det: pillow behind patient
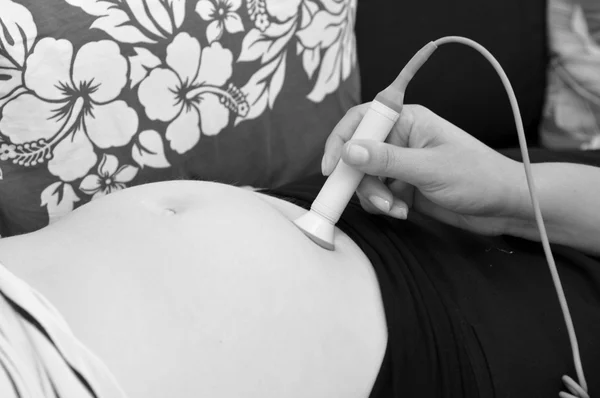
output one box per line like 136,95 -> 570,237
541,0 -> 600,149
0,0 -> 359,236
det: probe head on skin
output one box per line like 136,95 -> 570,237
293,210 -> 335,251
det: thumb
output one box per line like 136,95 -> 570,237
341,139 -> 437,187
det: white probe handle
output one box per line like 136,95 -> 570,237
311,100 -> 399,223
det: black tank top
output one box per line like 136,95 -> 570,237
260,153 -> 600,397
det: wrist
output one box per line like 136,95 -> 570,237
497,163 -> 569,244
497,159 -> 532,220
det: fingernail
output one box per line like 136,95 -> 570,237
346,144 -> 370,165
321,156 -> 330,175
369,195 -> 391,213
389,204 -> 408,220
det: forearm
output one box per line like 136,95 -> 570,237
505,162 -> 600,256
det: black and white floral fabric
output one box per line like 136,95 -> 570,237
0,0 -> 359,236
542,0 -> 600,149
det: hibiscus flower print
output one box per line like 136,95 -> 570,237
0,38 -> 138,182
263,0 -> 303,22
196,0 -> 245,43
79,154 -> 139,199
138,32 -> 248,154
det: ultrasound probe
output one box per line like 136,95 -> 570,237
293,36 -> 590,398
293,42 -> 438,250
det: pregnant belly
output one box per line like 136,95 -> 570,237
0,180 -> 386,398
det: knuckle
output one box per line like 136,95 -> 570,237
403,105 -> 437,141
408,105 -> 433,127
409,104 -> 433,118
378,146 -> 397,173
410,104 -> 430,116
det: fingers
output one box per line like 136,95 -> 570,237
322,103 -> 371,176
342,139 -> 437,187
322,104 -> 440,177
322,103 -> 415,176
356,176 -> 409,219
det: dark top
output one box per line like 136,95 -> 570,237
260,149 -> 600,397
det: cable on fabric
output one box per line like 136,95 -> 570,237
430,36 -> 589,398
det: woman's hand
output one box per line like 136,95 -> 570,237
321,103 -> 525,236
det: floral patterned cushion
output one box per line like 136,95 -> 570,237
0,0 -> 359,236
541,0 -> 600,150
